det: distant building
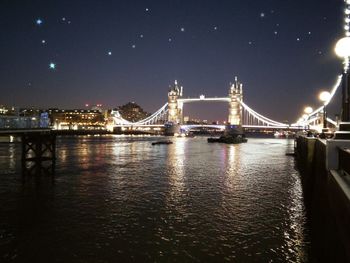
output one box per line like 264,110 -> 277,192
0,116 -> 40,129
20,108 -> 50,128
0,106 -> 107,129
0,106 -> 41,129
0,105 -> 9,115
0,105 -> 17,116
89,104 -> 103,112
48,109 -> 106,130
117,102 -> 149,122
19,108 -> 46,117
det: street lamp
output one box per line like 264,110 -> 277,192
304,106 -> 313,115
319,91 -> 331,131
335,37 -> 350,58
301,114 -> 308,127
303,106 -> 313,132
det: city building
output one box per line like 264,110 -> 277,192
116,102 -> 149,122
0,105 -> 9,115
48,109 -> 106,130
0,105 -> 17,116
0,106 -> 43,129
0,116 -> 40,129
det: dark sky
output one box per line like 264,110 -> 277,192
0,0 -> 345,122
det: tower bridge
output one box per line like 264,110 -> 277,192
167,78 -> 243,126
111,77 -> 313,132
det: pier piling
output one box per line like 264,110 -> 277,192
21,132 -> 56,176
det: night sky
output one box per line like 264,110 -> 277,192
0,0 -> 345,122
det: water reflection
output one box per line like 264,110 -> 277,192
284,150 -> 309,261
166,137 -> 186,214
8,144 -> 17,171
223,144 -> 241,185
0,143 -> 19,176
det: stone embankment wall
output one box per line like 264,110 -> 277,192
295,136 -> 350,263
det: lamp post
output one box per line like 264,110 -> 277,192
304,106 -> 313,131
319,91 -> 331,133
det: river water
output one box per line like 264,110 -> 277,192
0,136 -> 310,262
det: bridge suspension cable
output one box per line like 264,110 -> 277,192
239,100 -> 288,127
113,103 -> 168,126
133,103 -> 168,125
112,99 -> 290,128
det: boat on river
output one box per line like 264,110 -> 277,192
152,140 -> 173,145
207,135 -> 247,144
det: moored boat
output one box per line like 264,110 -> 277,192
207,135 -> 247,144
152,140 -> 173,145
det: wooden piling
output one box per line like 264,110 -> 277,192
21,132 -> 56,176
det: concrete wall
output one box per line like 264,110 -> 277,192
296,137 -> 350,262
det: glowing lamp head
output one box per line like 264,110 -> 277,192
304,106 -> 313,114
335,37 -> 350,58
319,91 -> 331,103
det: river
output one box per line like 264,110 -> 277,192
0,136 -> 310,262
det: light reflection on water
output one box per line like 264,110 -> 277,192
0,136 -> 309,262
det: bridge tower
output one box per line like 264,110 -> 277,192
167,80 -> 183,124
228,77 -> 243,125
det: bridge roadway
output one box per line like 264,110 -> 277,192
113,123 -> 304,130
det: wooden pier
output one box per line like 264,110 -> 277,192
0,129 -> 56,176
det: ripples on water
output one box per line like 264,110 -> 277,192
0,136 -> 309,262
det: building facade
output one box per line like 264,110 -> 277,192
48,109 -> 106,130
